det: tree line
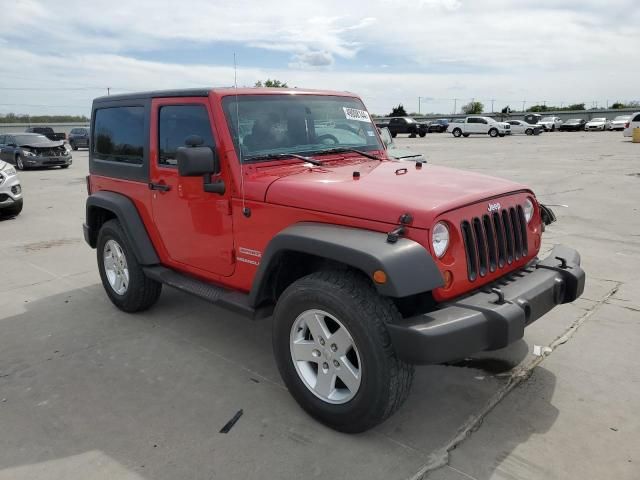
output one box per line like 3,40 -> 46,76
383,100 -> 639,117
0,113 -> 90,124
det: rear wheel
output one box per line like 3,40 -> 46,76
391,131 -> 397,138
489,128 -> 499,137
525,128 -> 533,135
60,165 -> 70,169
273,270 -> 414,433
419,132 -> 426,138
97,219 -> 162,312
551,125 -> 556,132
452,128 -> 462,138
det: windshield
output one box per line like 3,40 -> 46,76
15,134 -> 49,144
567,119 -> 582,123
614,116 -> 630,121
591,118 -> 606,122
541,117 -> 555,122
222,95 -> 383,162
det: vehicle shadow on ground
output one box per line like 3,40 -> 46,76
0,285 -> 557,480
435,366 -> 560,480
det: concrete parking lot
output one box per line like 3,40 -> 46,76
1,131 -> 638,480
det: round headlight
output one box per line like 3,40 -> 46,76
432,222 -> 450,258
524,198 -> 534,223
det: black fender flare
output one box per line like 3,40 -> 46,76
248,223 -> 443,306
84,191 -> 159,265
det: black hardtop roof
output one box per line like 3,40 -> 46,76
93,88 -> 213,103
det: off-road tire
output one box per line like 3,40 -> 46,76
452,128 -> 462,138
272,269 -> 414,433
0,198 -> 23,218
489,128 -> 499,137
97,219 -> 162,313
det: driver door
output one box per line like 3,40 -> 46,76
149,98 -> 235,277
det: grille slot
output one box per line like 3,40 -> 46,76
461,221 -> 478,281
462,205 -> 528,281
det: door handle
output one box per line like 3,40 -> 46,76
148,182 -> 171,192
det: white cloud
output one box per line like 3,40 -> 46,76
0,0 -> 639,115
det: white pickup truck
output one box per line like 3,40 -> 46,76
448,116 -> 511,138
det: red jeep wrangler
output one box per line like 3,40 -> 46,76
83,88 -> 585,432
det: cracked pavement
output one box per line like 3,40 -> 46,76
1,131 -> 638,479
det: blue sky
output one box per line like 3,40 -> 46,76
1,0 -> 639,116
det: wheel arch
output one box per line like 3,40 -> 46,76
248,223 -> 444,308
85,191 -> 159,265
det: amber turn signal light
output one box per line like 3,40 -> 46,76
373,270 -> 387,284
443,270 -> 453,289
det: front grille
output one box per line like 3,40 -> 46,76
36,149 -> 65,157
461,206 -> 528,281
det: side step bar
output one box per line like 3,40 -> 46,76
143,266 -> 272,319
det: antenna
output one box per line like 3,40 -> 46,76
234,53 -> 250,218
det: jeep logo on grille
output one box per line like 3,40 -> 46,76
487,202 -> 501,212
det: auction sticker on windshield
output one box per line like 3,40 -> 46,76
343,107 -> 371,123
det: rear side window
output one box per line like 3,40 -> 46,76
634,114 -> 640,122
93,106 -> 145,164
158,105 -> 215,166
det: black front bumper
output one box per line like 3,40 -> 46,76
387,245 -> 585,364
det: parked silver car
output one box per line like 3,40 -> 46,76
0,133 -> 72,170
0,159 -> 23,217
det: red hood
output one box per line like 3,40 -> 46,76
263,160 -> 530,229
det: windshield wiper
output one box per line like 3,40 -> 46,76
313,147 -> 381,161
245,153 -> 323,166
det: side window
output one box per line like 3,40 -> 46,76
0,135 -> 5,145
633,114 -> 640,122
468,118 -> 477,124
390,118 -> 399,125
93,106 -> 145,164
480,118 -> 488,124
158,105 -> 215,167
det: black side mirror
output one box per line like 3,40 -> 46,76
177,146 -> 216,176
176,143 -> 225,194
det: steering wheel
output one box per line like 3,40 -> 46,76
317,134 -> 339,145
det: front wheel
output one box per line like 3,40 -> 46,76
0,198 -> 23,218
489,128 -> 499,137
452,128 -> 462,138
15,155 -> 26,170
273,270 -> 414,433
525,128 -> 533,135
97,219 -> 162,312
71,142 -> 78,151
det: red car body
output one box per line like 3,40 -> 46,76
88,88 -> 541,303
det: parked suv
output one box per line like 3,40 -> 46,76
68,127 -> 90,150
448,116 -> 511,137
0,159 -> 23,217
83,88 -> 585,433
